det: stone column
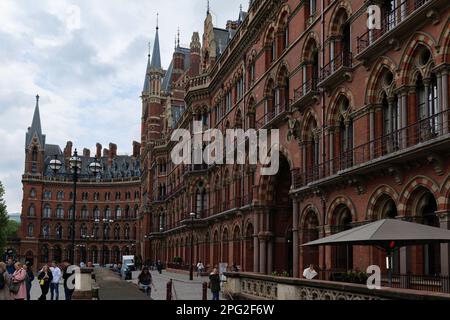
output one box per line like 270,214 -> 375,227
400,89 -> 408,148
292,199 -> 299,278
441,68 -> 449,134
439,211 -> 450,276
72,268 -> 94,300
267,234 -> 273,275
253,214 -> 259,273
369,107 -> 375,158
424,79 -> 430,118
259,235 -> 267,274
328,128 -> 334,174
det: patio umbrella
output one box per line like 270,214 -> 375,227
301,218 -> 450,286
302,218 -> 450,248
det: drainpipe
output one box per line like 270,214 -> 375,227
320,0 -> 327,273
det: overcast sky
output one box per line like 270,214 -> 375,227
0,0 -> 246,214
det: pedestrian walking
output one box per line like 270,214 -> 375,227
23,263 -> 34,300
156,260 -> 163,274
10,262 -> 27,300
62,260 -> 75,301
50,261 -> 62,300
196,261 -> 205,277
37,265 -> 53,301
0,262 -> 11,300
137,267 -> 156,297
208,268 -> 221,301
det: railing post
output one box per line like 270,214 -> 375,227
166,279 -> 173,300
202,282 -> 208,300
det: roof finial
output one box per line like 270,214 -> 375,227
207,0 -> 210,15
177,28 -> 180,48
240,4 -> 243,12
36,94 -> 40,106
148,42 -> 151,57
156,12 -> 159,30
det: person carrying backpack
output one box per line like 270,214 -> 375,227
0,262 -> 11,300
23,262 -> 34,300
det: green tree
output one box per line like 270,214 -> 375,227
5,220 -> 19,238
0,181 -> 9,255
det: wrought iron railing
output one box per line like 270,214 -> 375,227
357,0 -> 430,53
294,78 -> 318,102
294,109 -> 450,188
319,51 -> 352,83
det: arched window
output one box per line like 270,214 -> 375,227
195,186 -> 207,217
56,224 -> 63,240
81,206 -> 89,219
31,147 -> 38,173
114,225 -> 121,240
27,223 -> 34,237
115,207 -> 122,219
56,205 -> 64,219
42,224 -> 50,239
43,205 -> 51,218
68,206 -> 74,219
28,204 -> 36,217
30,188 -> 36,198
94,207 -> 100,220
337,97 -> 353,169
125,224 -> 130,240
41,245 -> 49,263
105,207 -> 111,219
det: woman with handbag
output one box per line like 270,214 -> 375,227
10,262 -> 27,300
0,262 -> 11,300
37,264 -> 53,300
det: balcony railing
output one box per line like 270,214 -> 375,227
294,109 -> 450,189
318,269 -> 450,294
256,103 -> 289,130
357,0 -> 430,54
319,51 -> 352,84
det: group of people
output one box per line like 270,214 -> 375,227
0,257 -> 77,301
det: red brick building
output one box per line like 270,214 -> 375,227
139,0 -> 450,279
19,96 -> 141,271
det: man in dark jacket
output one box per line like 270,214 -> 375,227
209,268 -> 221,301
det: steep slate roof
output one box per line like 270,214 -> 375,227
44,153 -> 141,180
150,27 -> 162,69
26,95 -> 46,148
143,54 -> 151,92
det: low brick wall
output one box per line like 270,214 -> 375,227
223,272 -> 450,300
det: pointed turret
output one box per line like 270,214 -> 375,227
143,46 -> 151,93
26,95 -> 46,148
150,17 -> 162,70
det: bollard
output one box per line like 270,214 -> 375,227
202,282 -> 208,300
166,279 -> 173,300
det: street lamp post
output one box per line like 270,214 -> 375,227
189,212 -> 196,281
50,151 -> 102,265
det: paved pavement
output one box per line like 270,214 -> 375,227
26,268 -> 224,300
130,270 -> 224,300
30,278 -> 66,300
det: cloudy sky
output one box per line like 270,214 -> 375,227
0,0 -> 245,214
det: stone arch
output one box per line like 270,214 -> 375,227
301,32 -> 320,62
301,107 -> 320,141
327,196 -> 357,225
328,1 -> 352,37
257,144 -> 293,204
276,3 -> 291,30
366,185 -> 399,220
365,56 -> 398,104
299,204 -> 323,228
398,32 -> 437,85
437,17 -> 450,64
327,87 -> 355,127
398,176 -> 441,215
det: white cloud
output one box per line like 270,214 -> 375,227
0,0 -> 246,214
